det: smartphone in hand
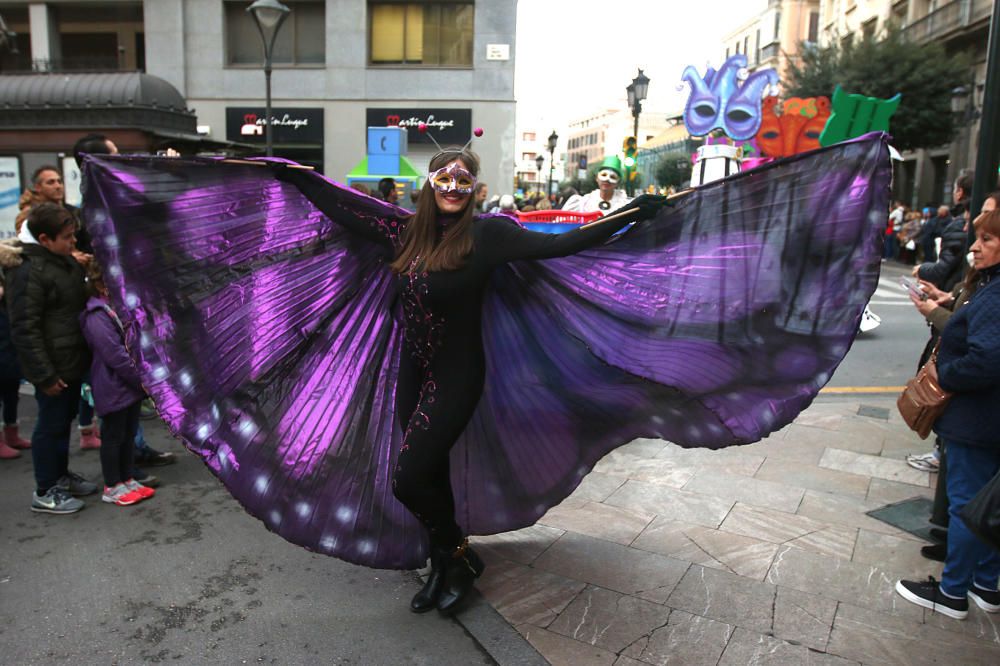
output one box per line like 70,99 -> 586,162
899,276 -> 927,300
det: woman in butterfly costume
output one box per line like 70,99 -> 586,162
280,149 -> 664,612
81,132 -> 891,609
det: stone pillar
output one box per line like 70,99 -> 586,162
28,3 -> 60,71
143,0 -> 186,96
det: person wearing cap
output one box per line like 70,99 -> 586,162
562,156 -> 632,214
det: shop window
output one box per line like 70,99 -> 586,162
226,0 -> 325,66
369,1 -> 473,66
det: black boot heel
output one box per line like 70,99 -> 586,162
437,540 -> 485,614
411,548 -> 448,613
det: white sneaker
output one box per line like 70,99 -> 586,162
906,451 -> 940,472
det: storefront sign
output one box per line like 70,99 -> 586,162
225,107 -> 324,144
366,108 -> 472,145
0,157 -> 21,239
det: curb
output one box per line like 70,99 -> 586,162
453,592 -> 548,666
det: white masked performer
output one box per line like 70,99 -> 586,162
562,156 -> 632,214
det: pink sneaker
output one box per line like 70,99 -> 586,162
80,427 -> 101,450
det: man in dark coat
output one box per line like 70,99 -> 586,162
7,203 -> 96,514
915,213 -> 969,292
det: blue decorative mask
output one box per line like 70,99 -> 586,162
682,55 -> 779,141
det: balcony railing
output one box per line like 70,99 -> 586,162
904,0 -> 993,43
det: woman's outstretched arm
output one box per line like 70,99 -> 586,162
481,195 -> 666,264
276,167 -> 405,248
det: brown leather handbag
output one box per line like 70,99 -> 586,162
897,346 -> 952,439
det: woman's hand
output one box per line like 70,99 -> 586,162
911,265 -> 920,277
910,291 -> 939,315
918,280 -> 951,305
613,194 -> 669,221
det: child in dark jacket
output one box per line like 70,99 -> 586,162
8,203 -> 96,514
79,261 -> 154,506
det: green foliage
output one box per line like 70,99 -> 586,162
784,24 -> 968,151
654,152 -> 693,190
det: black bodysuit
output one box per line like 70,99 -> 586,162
286,171 -> 630,549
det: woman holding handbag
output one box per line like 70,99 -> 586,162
896,208 -> 1000,620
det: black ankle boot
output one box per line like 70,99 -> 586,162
437,540 -> 485,614
410,548 -> 448,613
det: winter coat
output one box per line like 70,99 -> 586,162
6,243 -> 90,387
916,217 -> 967,290
0,242 -> 23,380
80,297 -> 144,416
933,263 -> 1000,449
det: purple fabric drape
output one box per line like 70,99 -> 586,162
81,132 -> 890,569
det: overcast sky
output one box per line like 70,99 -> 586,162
514,0 -> 767,131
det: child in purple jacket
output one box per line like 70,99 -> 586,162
79,261 -> 154,506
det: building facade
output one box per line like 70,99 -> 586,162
512,127 -> 563,197
818,0 -> 993,207
721,0 -> 821,81
0,0 -> 517,205
564,108 -> 669,187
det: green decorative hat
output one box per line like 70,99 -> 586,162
597,155 -> 623,179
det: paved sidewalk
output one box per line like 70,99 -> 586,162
470,396 -> 1000,665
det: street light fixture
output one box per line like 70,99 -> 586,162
546,130 -> 558,199
535,154 -> 545,195
248,0 -> 291,157
625,68 -> 650,195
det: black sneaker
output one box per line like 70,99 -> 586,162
896,577 -> 968,619
921,543 -> 947,562
135,446 -> 176,467
56,471 -> 99,496
969,585 -> 1000,613
31,486 -> 85,514
130,467 -> 160,488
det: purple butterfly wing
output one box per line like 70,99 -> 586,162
449,132 -> 890,536
83,157 -> 426,568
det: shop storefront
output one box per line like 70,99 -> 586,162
225,107 -> 324,171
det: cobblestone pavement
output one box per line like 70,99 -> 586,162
469,397 -> 1000,665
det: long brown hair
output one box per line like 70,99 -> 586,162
390,149 -> 480,273
961,195 -> 1000,295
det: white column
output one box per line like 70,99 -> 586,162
28,3 -> 59,71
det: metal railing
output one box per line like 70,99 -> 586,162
904,0 -> 993,43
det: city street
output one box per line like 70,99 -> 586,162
1,0 -> 997,662
828,261 -> 933,389
0,409 -> 516,665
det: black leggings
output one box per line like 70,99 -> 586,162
0,376 -> 20,425
99,401 -> 141,487
391,355 -> 484,551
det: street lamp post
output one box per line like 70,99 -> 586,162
535,154 -> 545,196
625,69 -> 650,196
248,0 -> 291,157
546,130 -> 558,199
